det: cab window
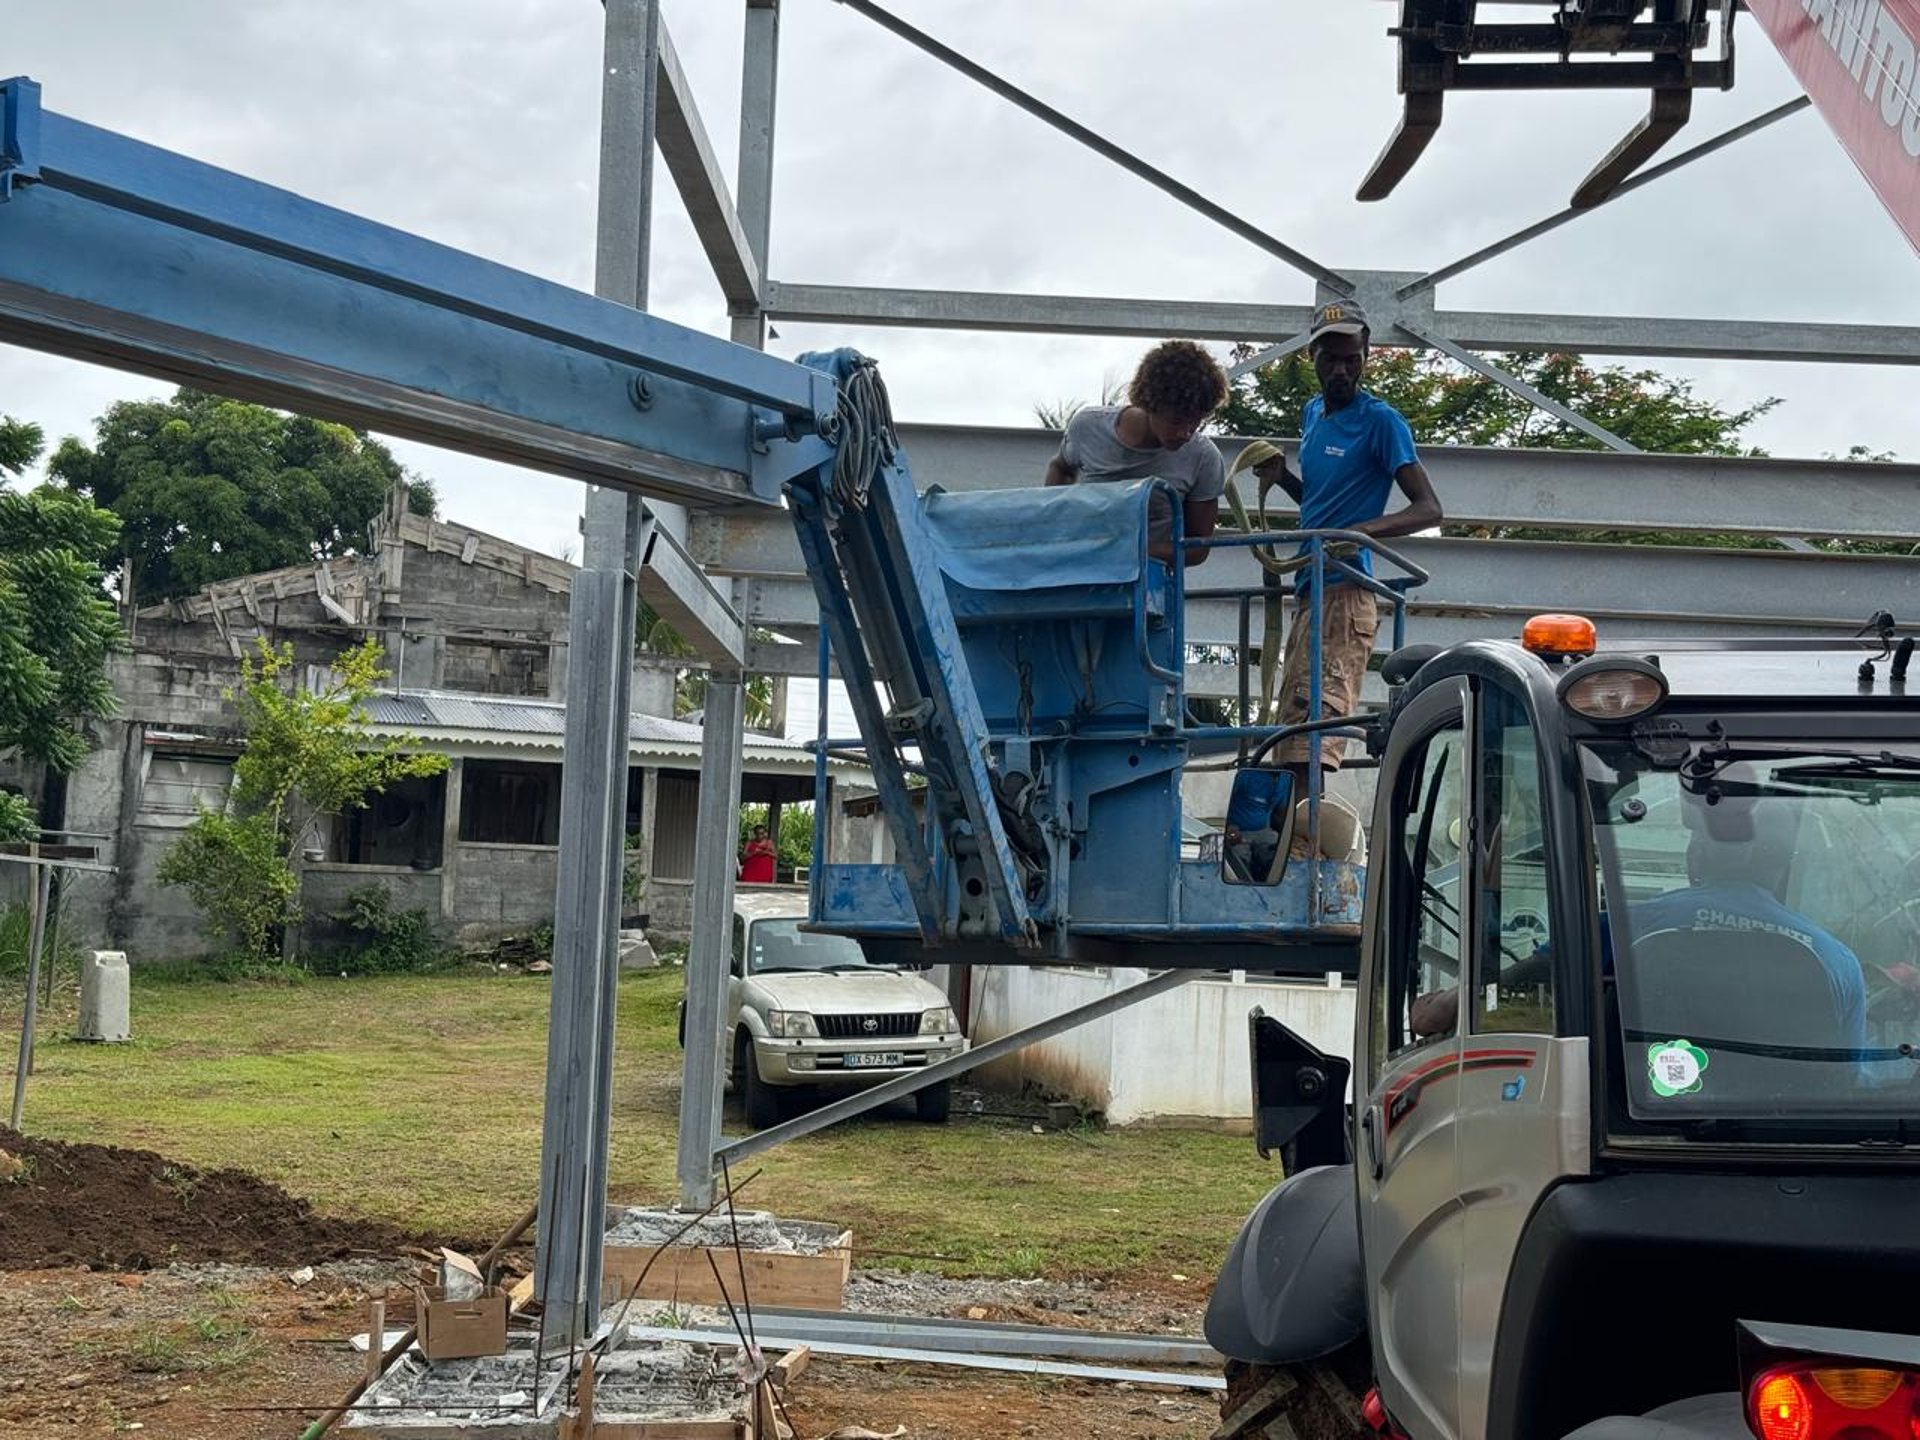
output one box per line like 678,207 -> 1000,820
1474,687 -> 1555,1034
1380,719 -> 1468,1067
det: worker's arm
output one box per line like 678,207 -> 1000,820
1176,494 -> 1218,567
1045,456 -> 1077,487
1348,460 -> 1441,541
1252,455 -> 1303,506
1409,986 -> 1459,1039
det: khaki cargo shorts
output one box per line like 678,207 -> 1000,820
1272,585 -> 1379,770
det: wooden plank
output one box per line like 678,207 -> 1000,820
602,1234 -> 850,1312
589,1423 -> 746,1440
769,1345 -> 810,1390
364,1300 -> 385,1388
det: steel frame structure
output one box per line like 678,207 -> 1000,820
667,0 -> 1920,1212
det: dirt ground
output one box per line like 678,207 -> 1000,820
0,1131 -> 1221,1439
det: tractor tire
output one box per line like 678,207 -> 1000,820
1215,1340 -> 1373,1440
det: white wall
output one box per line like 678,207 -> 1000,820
972,966 -> 1357,1126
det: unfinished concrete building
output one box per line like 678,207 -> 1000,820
22,492 -> 867,962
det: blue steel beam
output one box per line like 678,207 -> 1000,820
0,77 -> 835,508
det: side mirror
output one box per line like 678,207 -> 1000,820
729,953 -> 745,979
1249,1008 -> 1351,1173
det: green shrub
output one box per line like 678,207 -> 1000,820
0,792 -> 35,845
326,886 -> 445,976
0,898 -> 84,980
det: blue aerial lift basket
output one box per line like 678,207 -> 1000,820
786,351 -> 1427,974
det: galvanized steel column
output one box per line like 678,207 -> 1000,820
668,0 -> 783,1211
730,0 -> 780,348
676,669 -> 746,1208
534,0 -> 658,1351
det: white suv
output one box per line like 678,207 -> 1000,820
680,890 -> 967,1128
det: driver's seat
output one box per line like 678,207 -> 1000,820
1616,927 -> 1857,1115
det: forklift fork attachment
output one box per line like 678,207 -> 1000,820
1357,92 -> 1444,203
1571,86 -> 1693,208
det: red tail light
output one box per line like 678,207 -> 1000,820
1746,1362 -> 1920,1439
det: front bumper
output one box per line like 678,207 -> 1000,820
753,1035 -> 968,1086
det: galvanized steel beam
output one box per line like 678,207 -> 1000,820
765,281 -> 1315,342
638,516 -> 745,666
763,283 -> 1920,365
692,427 -> 1920,573
742,538 -> 1920,637
655,16 -> 760,310
726,1308 -> 1222,1367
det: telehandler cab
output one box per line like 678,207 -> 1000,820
1209,616 -> 1920,1440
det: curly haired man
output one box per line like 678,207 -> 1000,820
1043,339 -> 1229,567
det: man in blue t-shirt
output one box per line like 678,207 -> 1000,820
1253,300 -> 1441,827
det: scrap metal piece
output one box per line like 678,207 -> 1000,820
625,1324 -> 1227,1392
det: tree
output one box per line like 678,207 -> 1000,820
1223,347 -> 1778,456
405,476 -> 440,519
159,639 -> 447,959
1033,377 -> 1126,431
0,417 -> 125,842
48,388 -> 410,605
1222,346 -> 1797,550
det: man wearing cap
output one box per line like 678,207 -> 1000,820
1045,339 -> 1230,568
1258,300 -> 1442,820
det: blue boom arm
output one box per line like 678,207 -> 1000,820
0,76 -> 834,505
785,352 -> 1412,973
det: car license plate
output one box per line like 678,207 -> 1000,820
845,1051 -> 904,1069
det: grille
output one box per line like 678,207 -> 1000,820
814,1012 -> 918,1040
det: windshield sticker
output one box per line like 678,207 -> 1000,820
1647,1040 -> 1709,1098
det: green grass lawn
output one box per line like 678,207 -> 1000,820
12,968 -> 1275,1283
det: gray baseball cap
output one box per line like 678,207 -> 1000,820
1309,299 -> 1370,342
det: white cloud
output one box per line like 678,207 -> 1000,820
3,0 -> 1915,559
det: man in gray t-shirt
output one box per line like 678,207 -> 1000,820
1044,340 -> 1229,567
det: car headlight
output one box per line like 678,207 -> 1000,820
919,1006 -> 956,1035
767,1010 -> 818,1039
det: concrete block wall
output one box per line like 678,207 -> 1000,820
647,877 -> 692,940
297,865 -> 445,953
449,843 -> 559,942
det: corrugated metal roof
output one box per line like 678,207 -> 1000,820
363,690 -> 808,753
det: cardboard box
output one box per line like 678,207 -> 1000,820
414,1285 -> 509,1361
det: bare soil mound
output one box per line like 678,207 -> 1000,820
0,1127 -> 418,1271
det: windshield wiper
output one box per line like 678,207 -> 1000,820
1688,743 -> 1920,778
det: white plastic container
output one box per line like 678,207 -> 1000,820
77,950 -> 130,1042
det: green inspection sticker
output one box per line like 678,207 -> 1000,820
1647,1039 -> 1709,1098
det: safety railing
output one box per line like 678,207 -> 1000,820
1186,528 -> 1430,923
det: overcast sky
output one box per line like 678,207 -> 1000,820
5,1 -> 1917,563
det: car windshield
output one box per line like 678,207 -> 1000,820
1585,739 -> 1920,1133
748,919 -> 875,974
